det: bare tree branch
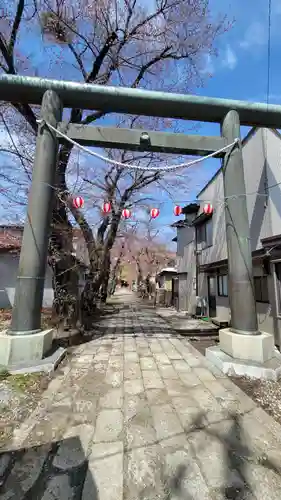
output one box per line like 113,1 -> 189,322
9,0 -> 25,56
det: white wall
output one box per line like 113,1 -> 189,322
197,128 -> 281,266
264,130 -> 281,238
176,225 -> 194,262
198,171 -> 227,266
213,288 -> 275,338
243,128 -> 272,250
176,225 -> 197,312
199,261 -> 277,341
0,253 -> 54,308
178,274 -> 188,310
0,252 -> 85,309
198,271 -> 207,298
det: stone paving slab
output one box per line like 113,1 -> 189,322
155,307 -> 219,334
1,292 -> 281,499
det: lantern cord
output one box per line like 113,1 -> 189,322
36,119 -> 239,172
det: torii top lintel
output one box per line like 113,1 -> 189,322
1,74 -> 281,128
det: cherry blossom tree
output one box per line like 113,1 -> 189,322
0,0 -> 230,328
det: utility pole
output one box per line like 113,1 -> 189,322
10,90 -> 62,334
221,110 -> 258,335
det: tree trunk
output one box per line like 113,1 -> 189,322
100,254 -> 111,303
80,254 -> 110,322
51,256 -> 79,328
49,130 -> 81,330
80,275 -> 97,331
136,261 -> 143,292
80,210 -> 123,325
80,249 -> 103,330
109,260 -> 121,295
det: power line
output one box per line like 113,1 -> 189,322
266,0 -> 272,108
263,0 -> 273,206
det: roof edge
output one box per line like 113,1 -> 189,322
196,126 -> 269,199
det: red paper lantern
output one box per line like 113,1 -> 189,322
122,208 -> 131,219
150,208 -> 160,219
73,196 -> 84,209
173,205 -> 182,216
102,201 -> 111,214
203,203 -> 213,215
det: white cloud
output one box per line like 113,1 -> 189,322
201,54 -> 215,75
222,45 -> 237,70
240,22 -> 267,49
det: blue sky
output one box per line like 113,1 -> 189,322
1,0 -> 280,246
158,0 -> 281,243
203,0 -> 279,104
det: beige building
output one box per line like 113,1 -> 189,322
173,128 -> 281,347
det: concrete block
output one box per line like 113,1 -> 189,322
219,328 -> 274,363
206,345 -> 281,381
7,347 -> 66,375
0,328 -> 53,367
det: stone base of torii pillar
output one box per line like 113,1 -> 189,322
206,328 -> 281,381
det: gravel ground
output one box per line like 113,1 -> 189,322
0,309 -> 54,449
231,376 -> 281,425
189,335 -> 281,427
0,371 -> 50,449
0,307 -> 75,450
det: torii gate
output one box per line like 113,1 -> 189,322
0,74 -> 279,372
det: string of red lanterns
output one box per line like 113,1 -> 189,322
72,197 -> 213,219
72,196 -> 84,209
102,201 -> 111,214
150,208 -> 160,219
203,203 -> 213,215
122,208 -> 131,219
173,205 -> 182,216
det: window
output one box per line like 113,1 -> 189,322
206,219 -> 213,246
197,218 -> 213,248
217,274 -> 228,297
254,276 -> 269,303
275,263 -> 281,315
197,224 -> 205,244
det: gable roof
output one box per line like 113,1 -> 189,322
196,126 -> 279,199
0,226 -> 87,267
0,226 -> 22,252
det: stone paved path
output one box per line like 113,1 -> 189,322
1,290 -> 281,499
